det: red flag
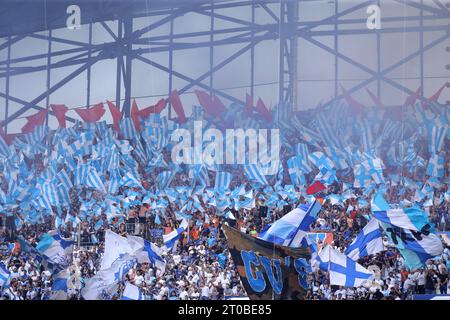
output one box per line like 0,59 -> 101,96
195,90 -> 214,115
0,125 -> 16,145
255,98 -> 272,123
130,99 -> 140,131
403,86 -> 421,108
365,88 -> 383,107
211,94 -> 227,117
306,180 -> 326,195
107,100 -> 122,133
21,109 -> 47,134
75,103 -> 105,123
429,84 -> 446,102
138,99 -> 166,119
341,85 -> 365,114
169,90 -> 187,124
50,104 -> 69,128
246,93 -> 253,115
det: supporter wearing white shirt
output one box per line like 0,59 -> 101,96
335,288 -> 346,299
179,288 -> 189,300
134,273 -> 144,286
200,283 -> 210,299
173,254 -> 181,265
403,275 -> 414,293
191,273 -> 200,286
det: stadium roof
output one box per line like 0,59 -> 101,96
0,0 -> 229,38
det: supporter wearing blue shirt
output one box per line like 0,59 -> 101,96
218,253 -> 227,269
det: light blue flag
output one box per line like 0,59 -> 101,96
86,167 -> 107,193
50,268 -> 69,300
36,230 -> 74,269
426,154 -> 444,177
308,151 -> 334,171
0,262 -> 10,287
371,193 -> 444,270
345,218 -> 385,260
119,117 -> 138,140
215,171 -> 232,191
122,282 -> 144,300
258,200 -> 322,247
243,164 -> 268,186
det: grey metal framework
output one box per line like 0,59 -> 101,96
0,0 -> 449,133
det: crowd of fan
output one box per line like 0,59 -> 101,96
0,127 -> 449,300
0,170 -> 448,300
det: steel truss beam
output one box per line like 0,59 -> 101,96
0,0 -> 449,131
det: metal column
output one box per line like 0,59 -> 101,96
122,17 -> 133,117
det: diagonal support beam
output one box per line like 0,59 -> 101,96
300,32 -> 449,108
0,92 -> 76,124
1,56 -> 101,126
134,54 -> 243,105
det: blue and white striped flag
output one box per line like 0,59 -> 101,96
287,156 -> 306,186
428,125 -> 447,154
56,184 -> 71,206
119,117 -> 138,140
215,171 -> 232,191
191,165 -> 210,187
108,169 -> 122,194
86,167 -> 107,193
308,152 -> 334,170
316,113 -> 343,151
0,262 -> 10,287
356,117 -> 373,153
56,169 -> 73,191
426,154 -> 444,178
0,136 -> 10,158
353,164 -> 372,188
361,157 -> 384,185
23,125 -> 48,145
314,166 -> 337,186
42,181 -> 59,207
74,163 -> 90,186
69,132 -> 94,156
324,147 -> 348,170
294,143 -> 310,162
345,218 -> 385,261
157,171 -> 174,190
163,219 -> 188,251
243,164 -> 268,186
120,171 -> 143,190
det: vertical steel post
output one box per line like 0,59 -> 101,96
86,22 -> 93,108
116,19 -> 123,109
250,0 -> 255,101
334,0 -> 339,98
377,0 -> 381,99
4,36 -> 11,134
45,29 -> 52,126
168,8 -> 174,120
278,2 -> 286,104
419,0 -> 424,96
122,17 -> 133,117
209,1 -> 215,97
288,0 -> 299,111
